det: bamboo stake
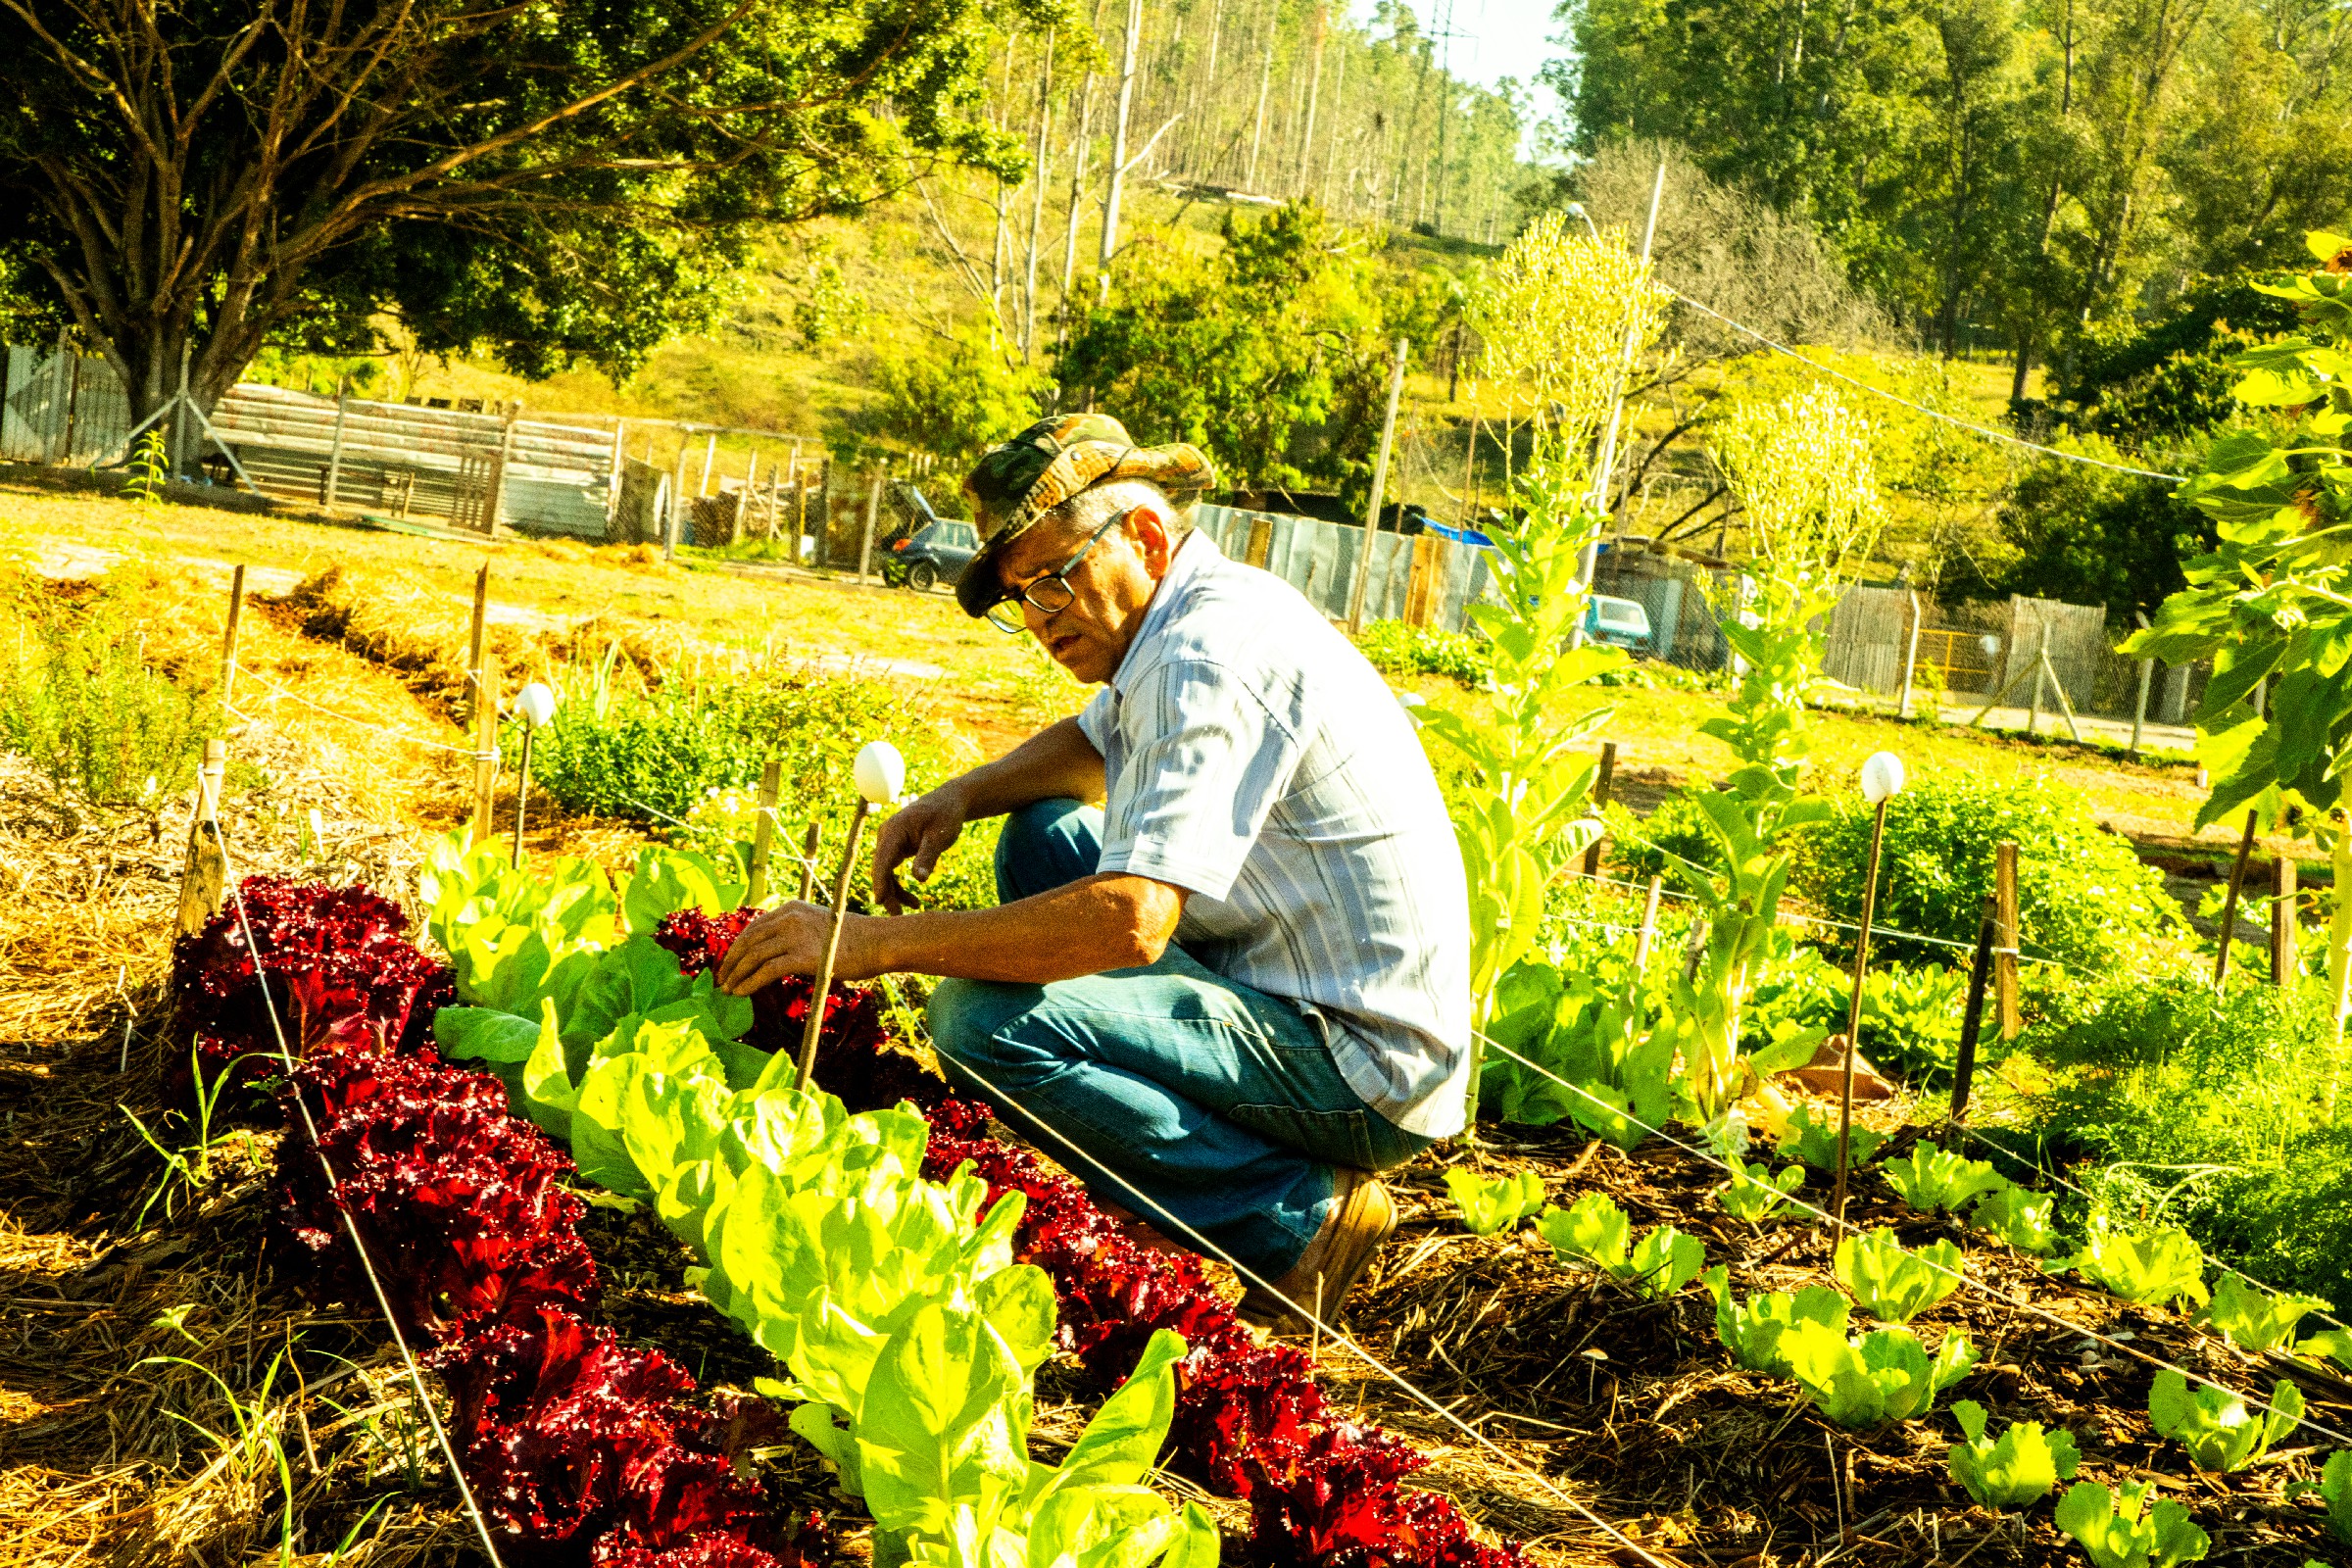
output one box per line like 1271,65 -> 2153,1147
746,760 -> 783,906
466,565 -> 497,842
2273,855 -> 2298,986
796,822 -> 821,903
219,564 -> 246,708
1830,795 -> 1891,1236
794,801 -> 874,1093
2213,810 -> 2260,989
1993,841 -> 2020,1039
1947,897 -> 1997,1137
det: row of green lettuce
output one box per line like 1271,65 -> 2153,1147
419,835 -> 1217,1568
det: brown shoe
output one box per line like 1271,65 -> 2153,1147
1236,1169 -> 1396,1337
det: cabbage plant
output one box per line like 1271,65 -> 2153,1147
1944,1399 -> 2079,1510
1781,1320 -> 1977,1428
1834,1228 -> 1965,1322
2146,1370 -> 2304,1473
2200,1272 -> 2330,1353
1717,1160 -> 1805,1223
1444,1167 -> 1547,1237
1702,1266 -> 1848,1375
2067,1224 -> 2209,1311
1882,1146 -> 2009,1215
2053,1480 -> 2210,1568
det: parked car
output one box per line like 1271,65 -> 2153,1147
1584,593 -> 1654,652
884,517 -> 979,591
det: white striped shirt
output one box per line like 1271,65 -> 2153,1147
1075,531 -> 1473,1138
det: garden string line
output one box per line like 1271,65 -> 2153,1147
1939,1120 -> 2352,1337
1581,868 -> 2067,967
1665,292 -> 2184,483
200,796 -> 511,1568
1473,1026 -> 2352,1447
935,1051 -> 1685,1568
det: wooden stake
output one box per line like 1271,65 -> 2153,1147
1582,742 -> 1618,878
796,821 -> 821,903
1347,337 -> 1408,636
746,760 -> 783,906
465,564 -> 497,842
1993,841 -> 2020,1040
219,564 -> 247,708
2272,855 -> 2298,986
174,738 -> 228,936
794,800 -> 874,1093
1631,874 -> 1662,976
2213,809 -> 2259,989
1948,896 -> 1997,1136
1830,797 -> 1890,1236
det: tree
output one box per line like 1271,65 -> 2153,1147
2127,230 -> 2352,1073
0,0 -> 1052,435
1056,201 -> 1446,498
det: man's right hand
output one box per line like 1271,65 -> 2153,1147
873,784 -> 969,914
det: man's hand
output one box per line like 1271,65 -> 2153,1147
873,785 -> 969,914
715,902 -> 873,996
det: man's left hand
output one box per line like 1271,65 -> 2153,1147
715,903 -> 868,996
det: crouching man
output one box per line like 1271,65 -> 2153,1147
716,415 -> 1470,1334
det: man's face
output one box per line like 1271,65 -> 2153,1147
994,503 -> 1175,683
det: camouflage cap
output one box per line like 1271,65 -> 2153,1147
956,413 -> 1216,616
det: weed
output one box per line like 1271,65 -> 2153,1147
125,428 -> 171,508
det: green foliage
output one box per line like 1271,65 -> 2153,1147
125,429 -> 170,508
0,582 -> 220,819
2067,1224 -> 2210,1311
531,659 -> 944,840
2018,970 -> 2352,1312
1538,1193 -> 1706,1298
1777,1104 -> 1886,1172
1703,1266 -> 1849,1375
1882,1147 -> 2011,1216
1945,1399 -> 2081,1511
1060,203 -> 1446,498
2200,1272 -> 2330,1353
2303,1328 -> 2352,1371
1443,1167 -> 1546,1237
2146,1370 -> 2303,1473
2053,1481 -> 2211,1568
1834,1228 -> 1965,1323
1356,619 -> 1490,685
2290,1449 -> 2352,1545
847,328 -> 1050,470
1417,448 -> 1622,1076
1716,1161 -> 1805,1223
1965,444 -> 2207,624
1972,1185 -> 2061,1256
1795,772 -> 2181,971
1477,952 -> 1670,1147
1782,1320 -> 1978,1428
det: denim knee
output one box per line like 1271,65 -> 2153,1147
994,797 -> 1102,903
925,976 -> 1035,1074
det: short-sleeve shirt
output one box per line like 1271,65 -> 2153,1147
1074,530 -> 1473,1138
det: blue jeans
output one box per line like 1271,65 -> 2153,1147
926,798 -> 1429,1282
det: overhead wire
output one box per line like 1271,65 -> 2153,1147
1473,1026 -> 2352,1447
1665,292 -> 2185,483
935,1051 -> 1684,1568
197,776 -> 510,1566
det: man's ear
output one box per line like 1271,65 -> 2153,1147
1129,504 -> 1175,577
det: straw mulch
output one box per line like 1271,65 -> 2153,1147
1325,1120 -> 2352,1568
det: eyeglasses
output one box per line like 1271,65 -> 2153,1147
983,511 -> 1132,634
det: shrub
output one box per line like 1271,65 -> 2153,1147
0,582 -> 220,819
1356,618 -> 1490,684
1794,771 -> 2180,970
531,664 -> 962,842
2020,973 -> 2352,1312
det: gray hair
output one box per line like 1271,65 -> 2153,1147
1042,477 -> 1194,548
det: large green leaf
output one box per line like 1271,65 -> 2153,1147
858,1301 -> 1034,1539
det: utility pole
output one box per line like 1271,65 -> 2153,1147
1097,0 -> 1143,303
